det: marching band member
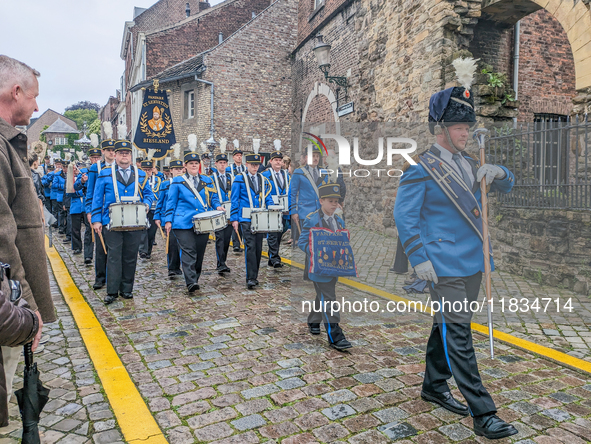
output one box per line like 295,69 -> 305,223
50,159 -> 66,234
91,131 -> 154,304
139,155 -> 161,260
68,161 -> 90,257
211,140 -> 233,275
164,136 -> 222,292
394,58 -> 517,439
262,140 -> 290,268
84,122 -> 116,289
230,151 -> 274,289
298,183 -> 352,351
154,148 -> 184,277
227,140 -> 245,252
41,163 -> 54,213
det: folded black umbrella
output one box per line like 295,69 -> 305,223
15,343 -> 50,444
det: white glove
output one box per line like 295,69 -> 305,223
476,164 -> 505,186
414,260 -> 438,284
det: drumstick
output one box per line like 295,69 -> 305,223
159,225 -> 166,240
166,231 -> 170,255
91,228 -> 95,244
98,231 -> 107,255
234,226 -> 244,248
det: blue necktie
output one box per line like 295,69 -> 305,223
452,153 -> 471,187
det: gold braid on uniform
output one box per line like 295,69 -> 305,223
401,150 -> 428,172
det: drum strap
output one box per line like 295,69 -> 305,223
111,165 -> 140,203
301,167 -> 320,198
241,172 -> 265,210
184,174 -> 208,209
270,169 -> 281,195
213,173 -> 226,204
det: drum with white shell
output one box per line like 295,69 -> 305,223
250,205 -> 283,233
108,202 -> 148,231
192,210 -> 227,234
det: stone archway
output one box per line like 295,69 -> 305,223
481,0 -> 591,91
298,82 -> 341,153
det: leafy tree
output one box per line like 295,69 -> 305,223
65,101 -> 101,112
87,119 -> 101,135
64,109 -> 98,131
39,125 -> 49,142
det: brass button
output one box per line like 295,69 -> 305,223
439,238 -> 442,242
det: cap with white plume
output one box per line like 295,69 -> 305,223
90,133 -> 99,148
76,151 -> 84,161
273,139 -> 281,151
452,57 -> 479,90
252,139 -> 260,155
171,143 -> 181,159
117,123 -> 128,140
65,153 -> 72,161
188,134 -> 198,152
147,149 -> 156,161
233,139 -> 239,149
103,121 -> 113,139
219,138 -> 227,154
200,142 -> 207,154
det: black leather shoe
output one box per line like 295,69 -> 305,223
247,280 -> 257,289
84,258 -> 92,265
145,254 -> 151,259
473,414 -> 518,439
421,390 -> 469,416
73,249 -> 82,255
188,283 -> 200,293
168,270 -> 176,277
104,294 -> 118,304
139,253 -> 147,259
233,247 -> 242,253
174,269 -> 183,275
120,292 -> 133,299
308,324 -> 321,335
254,279 -> 259,285
273,262 -> 283,269
329,338 -> 353,351
93,282 -> 105,290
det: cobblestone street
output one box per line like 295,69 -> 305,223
1,228 -> 590,444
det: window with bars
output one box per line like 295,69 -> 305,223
532,113 -> 568,186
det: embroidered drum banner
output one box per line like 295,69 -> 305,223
308,228 -> 358,277
134,88 -> 177,159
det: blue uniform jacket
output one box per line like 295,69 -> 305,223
140,175 -> 162,211
91,165 -> 154,225
289,166 -> 330,219
154,178 -> 173,222
41,171 -> 54,198
84,161 -> 114,214
393,146 -> 514,278
211,171 -> 232,203
230,173 -> 274,223
226,164 -> 246,180
51,172 -> 66,202
164,174 -> 220,229
262,168 -> 291,220
298,209 -> 346,283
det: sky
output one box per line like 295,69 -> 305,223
0,0 -> 223,116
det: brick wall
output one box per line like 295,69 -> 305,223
26,110 -> 78,149
145,0 -> 271,79
297,0 -> 351,47
99,97 -> 120,140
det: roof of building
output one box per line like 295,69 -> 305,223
42,118 -> 80,134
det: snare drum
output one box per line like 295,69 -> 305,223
192,210 -> 227,234
221,202 -> 231,220
272,195 -> 289,211
250,205 -> 283,233
108,202 -> 148,231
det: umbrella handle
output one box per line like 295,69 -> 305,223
24,342 -> 33,368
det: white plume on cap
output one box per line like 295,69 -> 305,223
90,133 -> 99,148
452,57 -> 479,90
252,139 -> 260,155
233,139 -> 239,149
219,138 -> 227,154
117,123 -> 127,139
171,143 -> 181,159
200,142 -> 207,154
164,157 -> 171,166
65,152 -> 72,161
103,121 -> 113,139
188,134 -> 198,152
273,139 -> 281,151
76,151 -> 84,160
147,149 -> 156,161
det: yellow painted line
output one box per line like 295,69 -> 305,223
276,250 -> 591,375
45,237 -> 168,444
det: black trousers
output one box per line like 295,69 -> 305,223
71,212 -> 93,258
174,229 -> 209,287
215,225 -> 233,268
392,237 -> 409,273
43,196 -> 52,213
94,229 -> 108,285
167,230 -> 181,272
103,229 -> 143,295
241,222 -> 264,282
423,272 -> 496,417
307,278 -> 345,344
139,210 -> 158,255
65,208 -> 71,238
267,218 -> 287,266
231,224 -> 243,250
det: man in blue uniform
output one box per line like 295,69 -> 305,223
230,153 -> 274,289
394,58 -> 517,440
227,144 -> 245,252
262,143 -> 290,268
211,153 -> 233,275
51,159 -> 67,234
68,161 -> 90,257
92,139 -> 154,304
41,163 -> 54,213
164,152 -> 221,292
154,160 -> 184,277
298,183 -> 352,351
139,159 -> 161,260
84,138 -> 116,289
